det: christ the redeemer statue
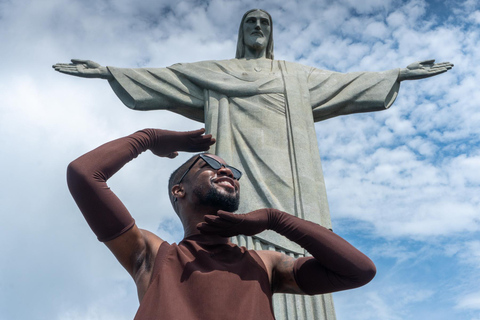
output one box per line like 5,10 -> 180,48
54,9 -> 453,320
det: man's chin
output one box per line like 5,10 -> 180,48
217,196 -> 239,212
195,185 -> 240,212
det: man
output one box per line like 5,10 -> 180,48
53,10 -> 453,254
67,127 -> 376,319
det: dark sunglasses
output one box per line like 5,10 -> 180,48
177,154 -> 242,184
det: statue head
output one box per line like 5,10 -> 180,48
236,9 -> 274,60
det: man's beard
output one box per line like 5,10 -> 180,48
194,184 -> 240,212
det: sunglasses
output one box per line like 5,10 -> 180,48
177,154 -> 242,184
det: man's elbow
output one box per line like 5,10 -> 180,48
352,260 -> 376,287
66,160 -> 93,195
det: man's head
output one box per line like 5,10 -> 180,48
168,154 -> 241,214
236,9 -> 274,60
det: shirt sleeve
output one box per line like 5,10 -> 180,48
66,130 -> 157,242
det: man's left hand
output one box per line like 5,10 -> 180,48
148,128 -> 215,158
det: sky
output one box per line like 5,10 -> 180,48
0,0 -> 479,319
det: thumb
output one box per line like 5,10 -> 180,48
217,210 -> 243,223
186,128 -> 206,137
166,152 -> 178,159
71,59 -> 88,64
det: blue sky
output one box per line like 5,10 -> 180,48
0,0 -> 479,319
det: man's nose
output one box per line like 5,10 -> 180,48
217,165 -> 234,179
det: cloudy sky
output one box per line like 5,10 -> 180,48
1,0 -> 479,319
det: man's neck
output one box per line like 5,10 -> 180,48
180,205 -> 219,238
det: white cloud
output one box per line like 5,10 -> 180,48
1,0 -> 480,319
456,292 -> 480,310
456,240 -> 480,268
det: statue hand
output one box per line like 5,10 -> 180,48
52,59 -> 112,79
197,209 -> 275,237
147,128 -> 216,158
399,59 -> 454,81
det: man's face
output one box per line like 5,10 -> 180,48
188,155 -> 240,212
242,10 -> 271,51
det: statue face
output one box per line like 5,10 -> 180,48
242,10 -> 271,51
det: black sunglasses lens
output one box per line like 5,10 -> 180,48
201,156 -> 242,180
201,156 -> 222,169
227,166 -> 242,180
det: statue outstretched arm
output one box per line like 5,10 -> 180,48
398,59 -> 454,81
52,59 -> 113,80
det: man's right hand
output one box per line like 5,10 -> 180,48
52,59 -> 112,79
147,128 -> 216,158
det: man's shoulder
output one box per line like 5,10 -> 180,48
251,249 -> 285,268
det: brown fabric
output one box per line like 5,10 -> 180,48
66,131 -> 153,241
134,235 -> 275,320
67,128 -> 214,242
198,209 -> 376,295
269,211 -> 377,295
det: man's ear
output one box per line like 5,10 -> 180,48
172,185 -> 185,200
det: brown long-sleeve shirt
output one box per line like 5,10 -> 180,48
135,235 -> 275,320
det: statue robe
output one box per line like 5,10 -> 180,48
107,59 -> 400,253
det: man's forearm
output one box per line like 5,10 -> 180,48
268,211 -> 376,294
67,130 -> 157,241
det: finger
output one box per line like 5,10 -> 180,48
188,138 -> 216,151
430,64 -> 447,69
204,217 -> 230,228
420,59 -> 435,65
198,225 -> 236,237
205,214 -> 238,228
71,59 -> 89,65
190,133 -> 212,142
203,138 -> 216,146
166,152 -> 178,159
428,68 -> 447,75
52,63 -> 71,68
197,223 -> 222,234
195,139 -> 216,150
57,69 -> 79,75
53,64 -> 77,71
204,214 -> 222,223
55,66 -> 80,71
217,211 -> 243,223
186,128 -> 206,137
434,62 -> 454,69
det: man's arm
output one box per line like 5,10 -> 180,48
197,209 -> 376,295
67,128 -> 215,280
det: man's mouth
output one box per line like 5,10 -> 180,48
251,31 -> 263,36
213,177 -> 236,190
